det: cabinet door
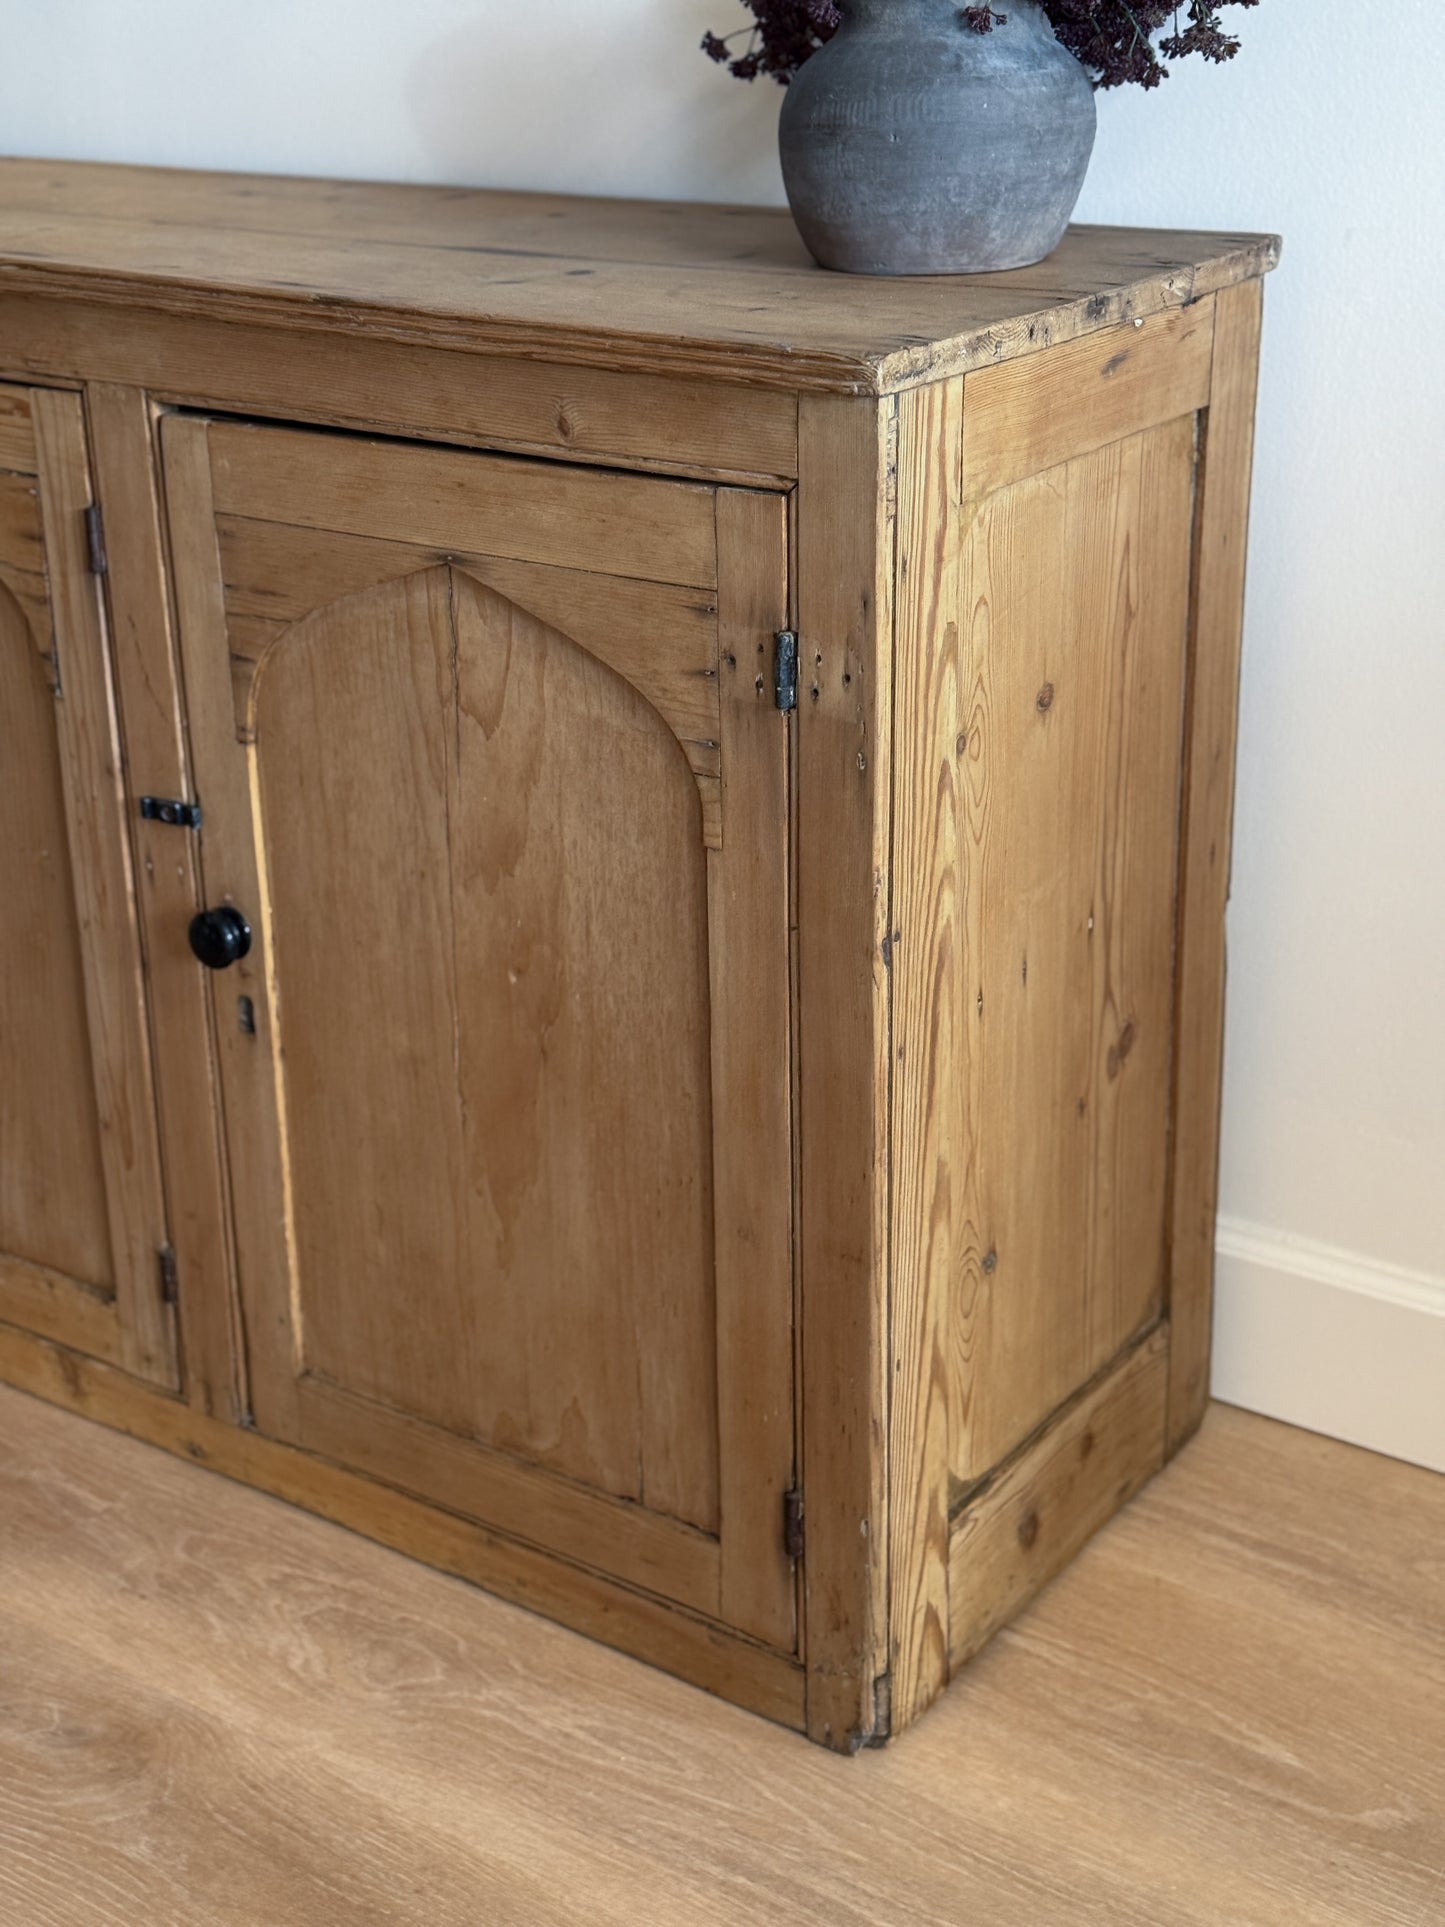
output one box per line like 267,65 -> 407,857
162,417 -> 796,1647
0,384 -> 176,1384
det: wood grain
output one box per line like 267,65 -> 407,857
949,1324 -> 1167,1670
215,511 -> 724,835
961,301 -> 1214,499
13,388 -> 175,1387
2,1380 -> 1439,1926
0,384 -> 35,472
0,158 -> 1279,394
951,419 -> 1196,1485
162,415 -> 287,1432
0,469 -> 47,573
0,504 -> 115,1295
261,565 -> 719,1524
84,382 -> 242,1421
163,414 -> 799,1646
0,294 -> 798,484
711,488 -> 797,1652
795,393 -> 896,1747
886,377 -> 964,1730
1166,277 -> 1265,1454
205,419 -> 718,589
0,1333 -> 804,1739
292,1377 -> 723,1619
0,553 -> 51,655
0,1259 -> 118,1368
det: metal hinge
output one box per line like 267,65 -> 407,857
158,1243 -> 179,1306
783,1486 -> 805,1561
140,795 -> 203,831
774,630 -> 798,713
83,503 -> 108,577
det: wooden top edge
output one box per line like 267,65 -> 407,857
874,230 -> 1281,392
0,158 -> 1280,395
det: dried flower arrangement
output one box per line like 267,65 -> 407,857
703,0 -> 1260,91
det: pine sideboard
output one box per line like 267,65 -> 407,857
0,159 -> 1278,1748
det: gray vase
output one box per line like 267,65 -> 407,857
779,0 -> 1097,276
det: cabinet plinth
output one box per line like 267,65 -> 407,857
0,159 -> 1277,1747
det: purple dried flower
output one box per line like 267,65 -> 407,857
702,0 -> 1259,90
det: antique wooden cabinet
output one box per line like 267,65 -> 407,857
0,159 -> 1277,1748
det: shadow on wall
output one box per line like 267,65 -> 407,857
404,0 -> 786,204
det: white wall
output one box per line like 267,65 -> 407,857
3,0 -> 1442,1466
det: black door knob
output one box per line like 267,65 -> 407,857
189,905 -> 252,970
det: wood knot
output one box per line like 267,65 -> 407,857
981,1249 -> 998,1275
1106,1019 -> 1138,1080
1036,682 -> 1055,713
1017,1508 -> 1040,1551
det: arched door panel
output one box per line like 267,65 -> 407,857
164,418 -> 795,1648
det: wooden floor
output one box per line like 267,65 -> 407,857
1,1389 -> 1441,1926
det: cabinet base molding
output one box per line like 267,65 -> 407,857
948,1324 -> 1171,1674
0,1321 -> 806,1735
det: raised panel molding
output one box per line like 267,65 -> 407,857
219,531 -> 724,843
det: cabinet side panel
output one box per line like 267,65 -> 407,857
887,378 -> 964,1731
950,416 -> 1196,1485
1165,277 -> 1265,1453
797,394 -> 895,1750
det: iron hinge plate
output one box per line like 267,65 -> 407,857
783,1485 -> 805,1561
83,502 -> 108,577
158,1243 -> 179,1306
140,795 -> 203,830
774,630 -> 798,713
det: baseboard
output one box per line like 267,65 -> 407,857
1211,1217 -> 1445,1474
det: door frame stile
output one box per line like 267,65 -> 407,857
29,385 -> 177,1386
795,392 -> 897,1748
87,383 -> 244,1419
712,486 -> 797,1650
160,411 -> 305,1435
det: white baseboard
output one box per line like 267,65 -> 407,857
1211,1217 -> 1445,1475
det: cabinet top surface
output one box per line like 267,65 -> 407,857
0,158 -> 1278,395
